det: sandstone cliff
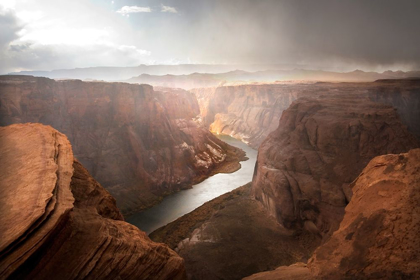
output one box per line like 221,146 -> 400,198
193,79 -> 420,148
244,149 -> 420,279
252,94 -> 418,239
149,92 -> 418,279
0,75 -> 244,215
0,123 -> 186,280
193,84 -> 306,148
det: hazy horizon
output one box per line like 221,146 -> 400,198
1,0 -> 420,74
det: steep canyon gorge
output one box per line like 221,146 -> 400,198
0,76 -> 419,280
3,1 -> 420,279
193,79 -> 420,149
246,148 -> 420,280
0,76 -> 245,216
151,86 -> 419,279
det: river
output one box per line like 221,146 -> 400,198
127,135 -> 258,234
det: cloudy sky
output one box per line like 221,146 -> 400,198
1,0 -> 420,74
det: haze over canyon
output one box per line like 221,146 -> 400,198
1,0 -> 420,279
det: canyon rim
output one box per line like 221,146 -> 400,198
1,0 -> 420,279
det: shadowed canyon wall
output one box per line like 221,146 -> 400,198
0,75 -> 244,215
150,91 -> 419,280
0,124 -> 186,280
245,149 -> 420,280
252,94 -> 419,239
193,79 -> 420,148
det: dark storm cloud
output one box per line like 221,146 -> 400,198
1,0 -> 420,72
0,7 -> 22,49
124,0 -> 420,70
0,7 -> 24,73
180,0 -> 420,69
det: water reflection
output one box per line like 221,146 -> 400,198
127,135 -> 258,234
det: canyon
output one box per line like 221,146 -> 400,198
193,79 -> 420,148
0,75 -> 244,216
2,2 -> 420,279
150,90 -> 419,279
0,76 -> 419,279
252,94 -> 418,238
0,123 -> 186,280
245,148 -> 420,279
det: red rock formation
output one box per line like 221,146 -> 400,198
0,123 -> 186,280
0,75 -> 244,215
252,94 -> 418,238
149,93 -> 419,280
192,84 -> 306,148
243,149 -> 420,279
308,149 -> 420,279
243,263 -> 310,280
193,80 -> 420,148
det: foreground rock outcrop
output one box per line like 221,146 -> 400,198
150,184 -> 320,280
0,124 -> 186,279
252,94 -> 418,238
245,149 -> 420,279
0,75 -> 244,215
193,79 -> 420,148
243,263 -> 310,280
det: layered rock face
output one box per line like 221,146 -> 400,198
0,123 -> 186,280
193,84 -> 306,148
0,75 -> 244,215
193,79 -> 420,148
245,149 -> 420,279
150,93 -> 419,280
252,94 -> 418,238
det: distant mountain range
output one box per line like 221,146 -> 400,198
9,65 -> 420,89
8,64 -> 303,81
125,69 -> 420,89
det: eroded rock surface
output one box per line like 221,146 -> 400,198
242,263 -> 310,280
244,149 -> 420,279
308,149 -> 420,279
193,79 -> 420,148
0,123 -> 186,280
193,84 -> 305,148
150,184 -> 320,280
0,75 -> 244,215
252,94 -> 418,238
